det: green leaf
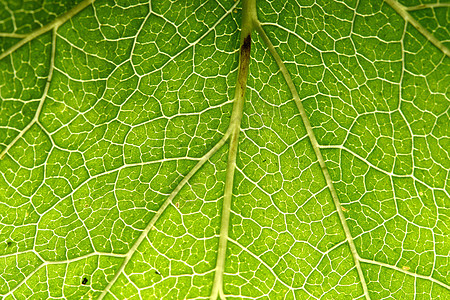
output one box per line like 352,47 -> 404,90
0,0 -> 449,299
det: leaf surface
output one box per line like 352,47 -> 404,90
0,0 -> 449,299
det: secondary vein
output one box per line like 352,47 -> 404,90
254,21 -> 371,300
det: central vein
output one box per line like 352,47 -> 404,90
210,0 -> 256,299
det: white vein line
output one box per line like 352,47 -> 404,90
1,251 -> 123,298
254,22 -> 371,300
406,3 -> 450,11
0,0 -> 94,61
0,1 -> 94,159
227,236 -> 319,294
318,145 -> 450,199
359,257 -> 450,290
0,32 -> 27,38
132,0 -> 241,80
384,0 -> 450,57
98,128 -> 231,299
33,155 -> 198,219
0,27 -> 57,160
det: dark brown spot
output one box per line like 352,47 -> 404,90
238,34 -> 252,91
239,35 -> 251,69
241,34 -> 251,53
81,277 -> 88,285
155,270 -> 161,275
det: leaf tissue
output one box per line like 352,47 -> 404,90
0,0 -> 449,299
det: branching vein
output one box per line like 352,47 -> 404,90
253,19 -> 372,300
384,0 -> 450,57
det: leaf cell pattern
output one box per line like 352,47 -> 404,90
0,0 -> 448,299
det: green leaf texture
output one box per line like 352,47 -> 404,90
0,0 -> 449,299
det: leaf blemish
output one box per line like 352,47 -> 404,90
82,277 -> 88,285
241,35 -> 251,58
237,33 -> 251,97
